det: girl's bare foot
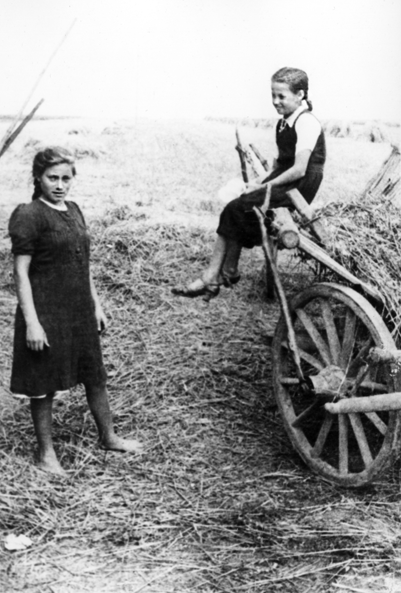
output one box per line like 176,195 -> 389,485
100,435 -> 143,454
172,277 -> 220,300
36,453 -> 67,477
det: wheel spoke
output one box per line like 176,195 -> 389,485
280,377 -> 300,385
320,299 -> 342,365
346,339 -> 373,377
341,309 -> 356,369
348,413 -> 373,467
311,412 -> 333,457
348,364 -> 370,397
292,400 -> 320,428
364,412 -> 387,436
358,380 -> 388,393
281,341 -> 324,371
338,414 -> 348,475
295,308 -> 331,366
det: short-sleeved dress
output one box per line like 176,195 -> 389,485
8,199 -> 107,397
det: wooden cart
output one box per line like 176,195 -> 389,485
237,133 -> 401,488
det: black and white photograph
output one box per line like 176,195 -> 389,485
0,0 -> 400,591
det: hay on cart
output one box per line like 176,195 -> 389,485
319,145 -> 401,340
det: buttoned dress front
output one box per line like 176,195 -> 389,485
8,199 -> 107,397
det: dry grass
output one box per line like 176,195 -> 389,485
320,146 -> 401,340
1,117 -> 401,592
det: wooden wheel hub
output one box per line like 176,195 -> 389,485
309,365 -> 345,397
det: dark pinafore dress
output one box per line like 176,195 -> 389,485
217,110 -> 326,248
8,199 -> 107,397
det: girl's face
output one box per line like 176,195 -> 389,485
38,163 -> 75,205
271,81 -> 304,118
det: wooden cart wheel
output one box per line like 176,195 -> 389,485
272,282 -> 401,487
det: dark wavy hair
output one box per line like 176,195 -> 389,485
271,67 -> 313,111
32,146 -> 76,201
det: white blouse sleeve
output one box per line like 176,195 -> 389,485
294,113 -> 321,154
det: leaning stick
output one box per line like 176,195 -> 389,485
0,99 -> 44,158
249,143 -> 269,172
0,18 -> 77,154
254,206 -> 304,381
235,128 -> 248,183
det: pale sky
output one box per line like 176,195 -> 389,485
0,0 -> 400,121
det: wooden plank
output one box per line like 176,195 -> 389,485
298,235 -> 384,303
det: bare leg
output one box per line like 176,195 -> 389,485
30,393 -> 66,475
183,235 -> 242,286
85,381 -> 143,453
202,235 -> 229,284
221,239 -> 242,279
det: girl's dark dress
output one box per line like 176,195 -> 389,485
8,200 -> 107,397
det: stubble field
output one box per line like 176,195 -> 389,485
0,116 -> 400,593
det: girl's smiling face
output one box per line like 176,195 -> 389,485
38,163 -> 75,205
271,81 -> 304,118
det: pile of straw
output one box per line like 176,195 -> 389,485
319,146 -> 401,339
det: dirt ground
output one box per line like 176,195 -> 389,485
1,117 -> 401,593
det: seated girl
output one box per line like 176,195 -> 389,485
172,67 -> 326,301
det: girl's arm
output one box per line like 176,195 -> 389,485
89,271 -> 108,332
268,149 -> 312,187
14,255 -> 49,351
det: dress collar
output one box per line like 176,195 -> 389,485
39,197 -> 68,211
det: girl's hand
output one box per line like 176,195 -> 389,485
26,321 -> 49,351
243,180 -> 265,195
95,306 -> 108,334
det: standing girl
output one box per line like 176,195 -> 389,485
172,67 -> 326,300
9,147 -> 142,475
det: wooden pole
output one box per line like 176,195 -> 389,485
271,207 -> 300,249
286,188 -> 328,245
298,234 -> 383,303
254,206 -> 304,381
0,99 -> 44,158
325,392 -> 401,414
235,128 -> 249,183
249,143 -> 269,172
0,18 -> 77,154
